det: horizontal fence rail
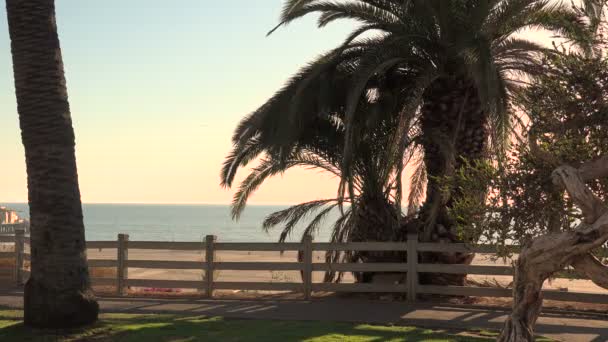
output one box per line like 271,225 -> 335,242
417,264 -> 513,275
1,232 -> 606,304
0,236 -> 14,243
215,242 -> 302,251
312,242 -> 409,251
0,223 -> 28,235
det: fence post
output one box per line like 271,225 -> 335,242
302,235 -> 313,300
14,228 -> 25,285
204,235 -> 216,298
406,232 -> 418,303
117,234 -> 129,295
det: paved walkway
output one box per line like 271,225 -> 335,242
0,290 -> 606,342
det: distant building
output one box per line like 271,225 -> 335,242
0,207 -> 29,234
0,207 -> 21,224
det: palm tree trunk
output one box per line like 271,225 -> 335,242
418,75 -> 487,286
349,193 -> 403,283
6,0 -> 98,328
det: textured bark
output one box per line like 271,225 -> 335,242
498,158 -> 608,342
417,75 -> 486,286
349,194 -> 402,283
570,254 -> 608,289
6,0 -> 98,328
420,75 -> 487,236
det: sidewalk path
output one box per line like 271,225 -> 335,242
0,290 -> 606,342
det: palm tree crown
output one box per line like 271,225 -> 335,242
227,0 -> 592,242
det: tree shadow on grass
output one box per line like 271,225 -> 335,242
0,313 -> 494,342
0,321 -> 113,341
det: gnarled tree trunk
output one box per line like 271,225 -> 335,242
499,156 -> 608,341
6,0 -> 98,328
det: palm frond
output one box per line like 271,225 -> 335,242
525,3 -> 595,54
262,199 -> 340,242
231,157 -> 298,220
220,135 -> 264,188
484,0 -> 549,38
407,156 -> 426,215
270,0 -> 402,36
301,203 -> 340,238
487,69 -> 513,158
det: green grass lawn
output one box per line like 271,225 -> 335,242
0,309 -> 500,342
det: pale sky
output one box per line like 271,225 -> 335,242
0,1 -> 554,205
0,1 -> 358,204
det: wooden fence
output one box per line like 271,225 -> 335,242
0,223 -> 28,235
2,231 -> 607,304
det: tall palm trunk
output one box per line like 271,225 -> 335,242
418,75 -> 486,285
6,0 -> 98,328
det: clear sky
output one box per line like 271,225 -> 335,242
0,1 -> 358,204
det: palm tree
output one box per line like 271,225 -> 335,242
5,0 -> 98,328
222,70 -> 420,282
243,0 -> 591,244
227,0 -> 593,285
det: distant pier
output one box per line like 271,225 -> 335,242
0,206 -> 29,234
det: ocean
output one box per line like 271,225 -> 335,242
1,203 -> 335,242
